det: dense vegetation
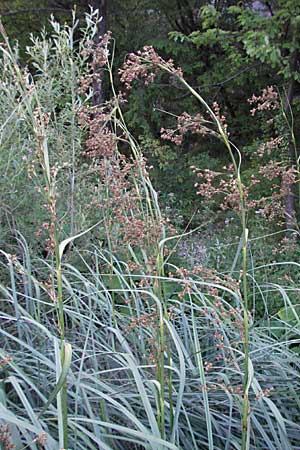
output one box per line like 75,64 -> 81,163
0,2 -> 300,449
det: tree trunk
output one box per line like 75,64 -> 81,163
90,0 -> 108,105
90,0 -> 107,37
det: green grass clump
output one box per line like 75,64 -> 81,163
1,247 -> 300,449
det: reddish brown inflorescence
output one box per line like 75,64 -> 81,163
0,425 -> 15,450
119,45 -> 183,90
248,86 -> 279,116
161,112 -> 210,146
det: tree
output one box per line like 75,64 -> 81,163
165,0 -> 300,228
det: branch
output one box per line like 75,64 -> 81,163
154,62 -> 262,94
0,8 -> 72,18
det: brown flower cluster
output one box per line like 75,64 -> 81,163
34,186 -> 59,256
255,387 -> 274,400
0,425 -> 15,450
258,160 -> 285,181
254,163 -> 297,222
78,68 -> 169,259
192,159 -> 298,223
248,86 -> 279,116
34,431 -> 48,447
78,32 -> 112,95
77,38 -> 175,261
119,45 -> 183,90
33,107 -> 50,130
0,355 -> 12,366
78,100 -> 119,159
127,311 -> 158,332
272,235 -> 298,255
204,382 -> 244,396
161,112 -> 209,146
96,155 -> 166,251
175,265 -> 247,383
256,136 -> 284,158
192,265 -> 240,291
175,265 -> 240,301
192,165 -> 247,211
125,309 -> 156,366
212,101 -> 228,133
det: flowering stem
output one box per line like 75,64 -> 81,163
108,58 -> 170,436
2,30 -> 69,446
155,64 -> 250,448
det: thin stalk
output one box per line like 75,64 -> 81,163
166,337 -> 174,431
0,23 -> 69,446
282,98 -> 300,225
56,239 -> 69,448
151,62 -> 251,448
108,55 -> 171,438
190,293 -> 213,450
157,311 -> 166,439
69,58 -> 77,236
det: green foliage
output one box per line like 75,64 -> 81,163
0,12 -> 106,253
1,242 -> 300,449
